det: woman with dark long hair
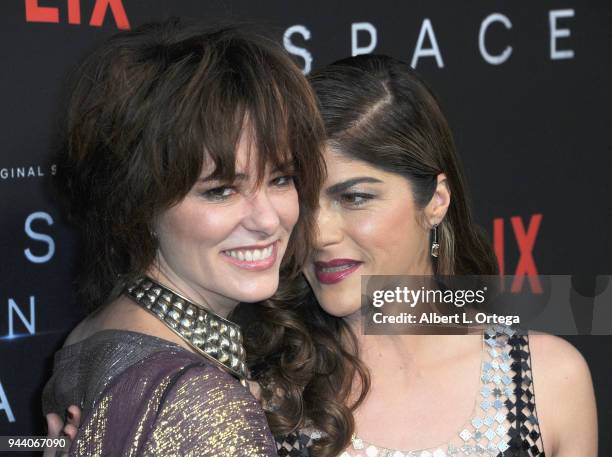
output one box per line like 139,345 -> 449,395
42,18 -> 326,456
265,54 -> 596,457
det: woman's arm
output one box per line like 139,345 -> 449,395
530,333 -> 598,457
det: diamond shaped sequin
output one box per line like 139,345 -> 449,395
460,429 -> 472,441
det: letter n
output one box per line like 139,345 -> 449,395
8,297 -> 36,337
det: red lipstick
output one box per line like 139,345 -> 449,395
313,258 -> 362,284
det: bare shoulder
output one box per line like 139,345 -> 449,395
528,332 -> 590,376
527,332 -> 597,457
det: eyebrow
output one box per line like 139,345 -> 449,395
272,162 -> 295,173
326,177 -> 383,195
199,173 -> 248,183
198,162 -> 294,183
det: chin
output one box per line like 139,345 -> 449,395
233,280 -> 279,303
317,295 -> 361,318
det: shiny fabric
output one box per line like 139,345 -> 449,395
274,325 -> 546,457
42,329 -> 277,456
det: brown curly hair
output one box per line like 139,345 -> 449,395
59,18 -> 372,455
57,18 -> 325,309
247,54 -> 500,457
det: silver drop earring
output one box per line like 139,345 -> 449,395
431,224 -> 440,258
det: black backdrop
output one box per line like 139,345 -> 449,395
1,1 -> 610,455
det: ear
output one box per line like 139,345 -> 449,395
423,173 -> 451,227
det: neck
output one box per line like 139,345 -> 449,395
147,265 -> 238,319
344,304 -> 481,371
123,275 -> 248,381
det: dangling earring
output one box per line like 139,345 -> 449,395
431,224 -> 440,258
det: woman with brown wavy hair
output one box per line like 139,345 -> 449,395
264,54 -> 595,457
42,18 -> 326,456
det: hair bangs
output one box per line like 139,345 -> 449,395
169,37 -> 296,190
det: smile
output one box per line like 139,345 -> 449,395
314,259 -> 362,284
221,242 -> 278,271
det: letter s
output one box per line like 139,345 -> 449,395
24,211 -> 55,264
283,25 -> 313,75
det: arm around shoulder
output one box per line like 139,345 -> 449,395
529,333 -> 597,457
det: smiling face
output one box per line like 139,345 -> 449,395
151,127 -> 299,317
304,147 -> 449,318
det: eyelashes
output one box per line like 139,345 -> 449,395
201,186 -> 236,201
338,192 -> 375,207
270,175 -> 294,187
200,175 -> 295,202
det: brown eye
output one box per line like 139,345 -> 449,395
340,192 -> 374,207
202,186 -> 236,201
271,175 -> 294,187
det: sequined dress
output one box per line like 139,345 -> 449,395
42,329 -> 277,456
274,325 -> 546,457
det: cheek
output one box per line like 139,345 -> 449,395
157,200 -> 239,249
274,188 -> 299,230
350,203 -> 424,266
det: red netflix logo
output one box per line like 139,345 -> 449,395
493,213 -> 543,293
25,0 -> 130,30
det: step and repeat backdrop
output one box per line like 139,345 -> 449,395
1,0 -> 611,454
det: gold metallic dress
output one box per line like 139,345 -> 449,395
42,329 -> 277,456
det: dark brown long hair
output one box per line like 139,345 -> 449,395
58,18 -> 374,452
265,54 -> 499,456
309,54 -> 498,277
57,18 -> 325,309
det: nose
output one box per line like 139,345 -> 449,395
314,200 -> 344,248
242,187 -> 281,237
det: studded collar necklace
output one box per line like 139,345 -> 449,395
124,276 -> 248,383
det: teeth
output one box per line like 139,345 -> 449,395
224,245 -> 274,262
